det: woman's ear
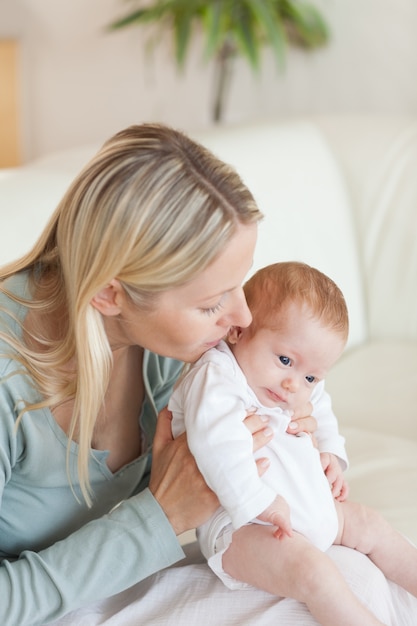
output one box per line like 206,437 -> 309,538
90,279 -> 124,317
227,326 -> 243,344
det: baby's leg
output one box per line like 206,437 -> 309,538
222,524 -> 385,626
335,500 -> 417,596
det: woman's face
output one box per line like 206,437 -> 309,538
114,223 -> 258,362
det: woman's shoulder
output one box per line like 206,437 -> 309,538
0,271 -> 31,331
0,271 -> 31,300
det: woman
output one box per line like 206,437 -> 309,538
0,123 -> 317,625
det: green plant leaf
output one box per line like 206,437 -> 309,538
173,8 -> 193,66
202,2 -> 226,60
109,9 -> 148,30
108,5 -> 166,30
232,4 -> 260,69
247,0 -> 287,68
281,1 -> 329,47
108,1 -> 329,58
107,0 -> 331,121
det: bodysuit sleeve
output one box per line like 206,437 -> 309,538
170,358 -> 276,529
310,381 -> 349,470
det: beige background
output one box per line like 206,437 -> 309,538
1,0 -> 417,161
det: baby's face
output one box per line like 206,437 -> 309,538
230,302 -> 346,411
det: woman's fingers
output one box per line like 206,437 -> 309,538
152,406 -> 174,449
245,409 -> 317,441
243,411 -> 273,475
244,411 -> 273,451
149,408 -> 219,535
255,456 -> 271,476
286,415 -> 317,436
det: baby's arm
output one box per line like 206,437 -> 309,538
257,495 -> 293,539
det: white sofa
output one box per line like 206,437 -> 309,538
0,115 -> 416,624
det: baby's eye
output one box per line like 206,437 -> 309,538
279,355 -> 291,366
305,375 -> 316,384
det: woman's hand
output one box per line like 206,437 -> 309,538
243,411 -> 274,455
149,408 -> 274,536
149,407 -> 218,536
243,411 -> 274,475
286,401 -> 317,436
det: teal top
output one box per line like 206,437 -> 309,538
0,272 -> 185,625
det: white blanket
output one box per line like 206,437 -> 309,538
52,543 -> 417,625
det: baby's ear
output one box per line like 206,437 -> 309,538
227,326 -> 243,344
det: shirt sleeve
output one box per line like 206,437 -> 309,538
170,359 -> 276,529
1,489 -> 184,625
311,381 -> 349,470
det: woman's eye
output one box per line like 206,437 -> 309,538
279,355 -> 291,366
201,302 -> 223,316
305,375 -> 316,384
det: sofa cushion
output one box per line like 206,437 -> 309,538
0,147 -> 96,267
342,426 -> 417,546
326,339 -> 417,544
326,340 -> 417,437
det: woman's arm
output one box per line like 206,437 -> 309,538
0,488 -> 184,626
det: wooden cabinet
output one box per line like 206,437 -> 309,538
0,39 -> 20,167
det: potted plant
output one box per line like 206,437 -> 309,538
109,0 -> 329,123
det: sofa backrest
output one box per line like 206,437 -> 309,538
193,122 -> 368,349
316,115 -> 417,343
3,118 -> 414,348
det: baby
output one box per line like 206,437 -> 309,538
170,261 -> 417,626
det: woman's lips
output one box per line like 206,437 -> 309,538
204,337 -> 225,348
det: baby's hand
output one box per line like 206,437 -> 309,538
320,452 -> 349,501
257,495 -> 293,540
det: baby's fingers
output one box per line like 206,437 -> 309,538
335,481 -> 350,502
270,512 -> 293,539
273,524 -> 293,540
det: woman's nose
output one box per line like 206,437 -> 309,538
221,288 -> 252,328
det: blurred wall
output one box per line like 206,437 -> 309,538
1,0 -> 417,160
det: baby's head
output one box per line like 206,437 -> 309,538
228,262 -> 349,411
243,261 -> 348,341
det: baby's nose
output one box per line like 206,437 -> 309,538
282,377 -> 299,393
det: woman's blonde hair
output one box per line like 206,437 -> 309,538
243,261 -> 349,340
0,123 -> 262,504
